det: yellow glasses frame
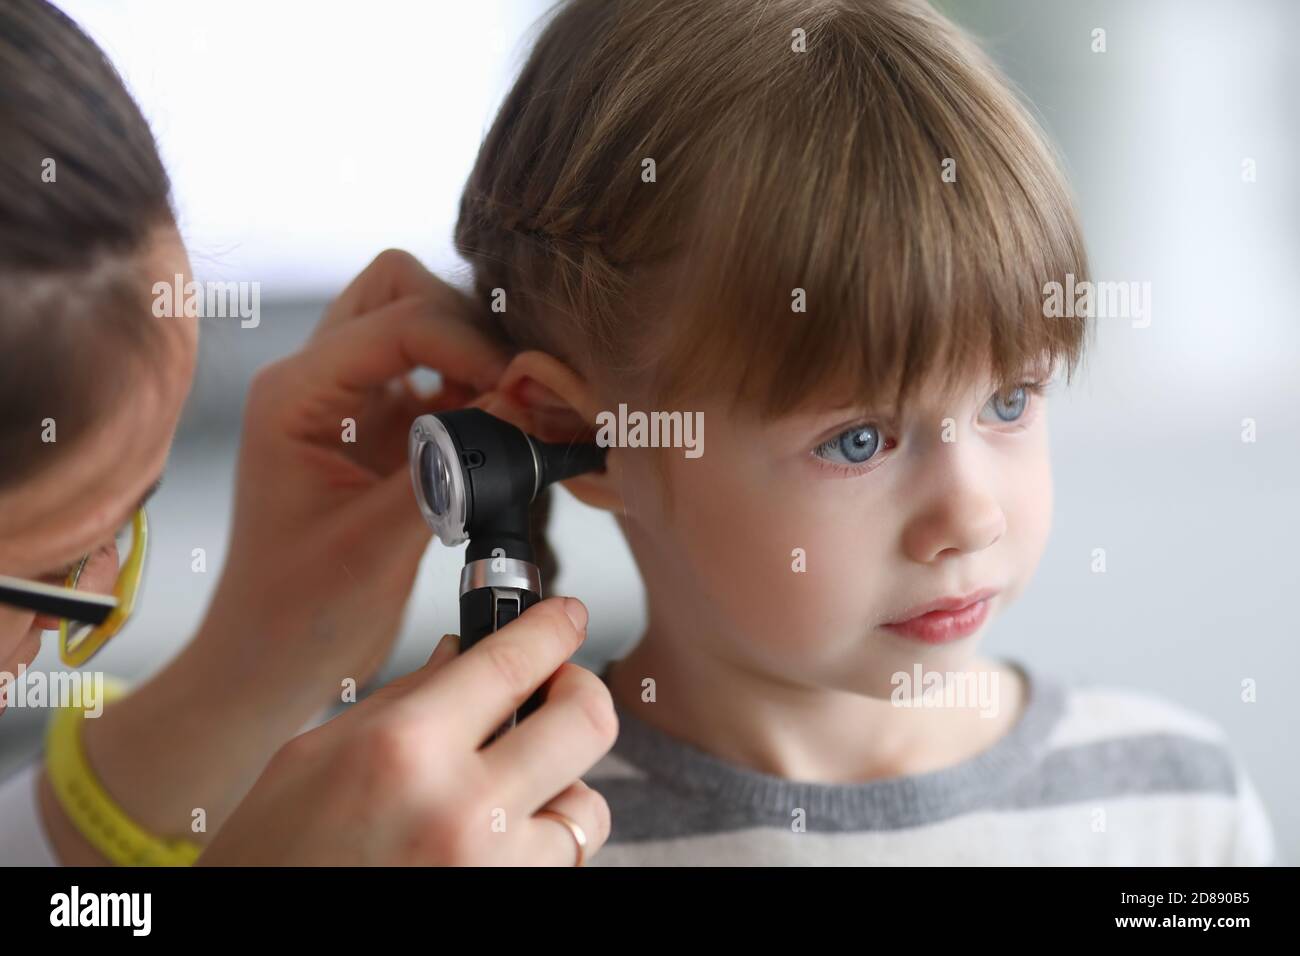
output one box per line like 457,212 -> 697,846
58,508 -> 149,667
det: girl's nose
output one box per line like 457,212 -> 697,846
900,468 -> 1006,564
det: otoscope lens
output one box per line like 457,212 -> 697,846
409,414 -> 469,546
420,442 -> 449,516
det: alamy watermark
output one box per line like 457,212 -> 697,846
50,886 -> 150,936
595,403 -> 703,458
890,664 -> 1001,719
0,665 -> 105,718
152,274 -> 260,328
1043,273 -> 1151,328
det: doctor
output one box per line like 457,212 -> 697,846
0,0 -> 614,866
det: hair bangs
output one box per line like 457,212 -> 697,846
641,0 -> 1091,423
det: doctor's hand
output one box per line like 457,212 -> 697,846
198,248 -> 511,698
199,597 -> 615,866
60,250 -> 518,854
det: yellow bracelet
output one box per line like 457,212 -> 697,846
44,675 -> 202,866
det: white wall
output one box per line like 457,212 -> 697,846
57,0 -> 553,294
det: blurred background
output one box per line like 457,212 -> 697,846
1,0 -> 1296,862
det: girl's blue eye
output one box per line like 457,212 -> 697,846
983,385 -> 1028,423
814,424 -> 881,466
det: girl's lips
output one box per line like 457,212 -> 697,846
881,593 -> 995,644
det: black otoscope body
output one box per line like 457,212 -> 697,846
409,407 -> 607,742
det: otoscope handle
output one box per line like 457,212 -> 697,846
459,584 -> 544,744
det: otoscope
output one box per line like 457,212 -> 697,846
409,407 -> 608,742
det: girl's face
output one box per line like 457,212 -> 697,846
614,363 -> 1055,700
0,227 -> 198,691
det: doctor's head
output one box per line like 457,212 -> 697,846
0,0 -> 197,691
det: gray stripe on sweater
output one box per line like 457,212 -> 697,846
590,733 -> 1238,841
588,660 -> 1238,842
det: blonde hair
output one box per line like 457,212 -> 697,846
454,0 -> 1092,588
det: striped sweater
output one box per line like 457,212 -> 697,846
582,659 -> 1277,866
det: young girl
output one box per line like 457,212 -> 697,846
453,0 -> 1276,864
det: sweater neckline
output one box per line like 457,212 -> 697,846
597,658 -> 1067,827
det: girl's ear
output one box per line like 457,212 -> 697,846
475,350 -> 625,514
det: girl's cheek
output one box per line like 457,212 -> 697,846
670,450 -> 874,653
1023,468 -> 1054,569
1017,434 -> 1054,541
671,480 -> 791,625
998,448 -> 1054,608
728,521 -> 854,654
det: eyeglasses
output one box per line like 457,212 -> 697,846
0,507 -> 149,667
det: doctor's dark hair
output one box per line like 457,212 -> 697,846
0,0 -> 174,490
456,0 -> 1093,593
